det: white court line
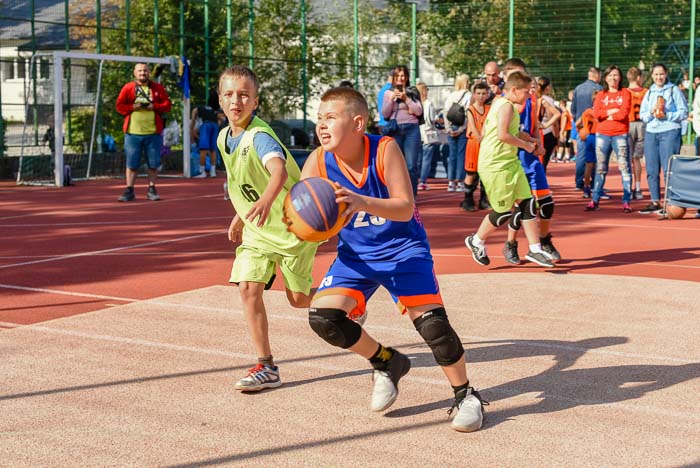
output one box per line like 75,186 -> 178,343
1,282 -> 696,364
0,231 -> 223,270
3,320 -> 698,422
1,215 -> 231,228
430,251 -> 700,270
0,193 -> 224,221
0,251 -> 234,260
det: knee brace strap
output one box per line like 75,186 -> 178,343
488,210 -> 512,227
538,195 -> 555,220
508,206 -> 522,231
413,307 -> 464,366
519,197 -> 537,221
309,307 -> 362,349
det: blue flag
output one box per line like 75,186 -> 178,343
178,56 -> 191,99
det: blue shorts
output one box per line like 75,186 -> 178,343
584,135 -> 596,163
518,149 -> 550,196
125,133 -> 162,170
570,124 -> 579,140
198,121 -> 219,151
314,253 -> 443,315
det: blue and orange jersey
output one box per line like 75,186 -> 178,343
519,93 -> 539,137
317,133 -> 431,262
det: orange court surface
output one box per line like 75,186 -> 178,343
1,163 -> 699,466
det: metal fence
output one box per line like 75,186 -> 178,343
2,0 -> 699,163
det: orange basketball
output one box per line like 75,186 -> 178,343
666,205 -> 687,219
283,177 -> 347,242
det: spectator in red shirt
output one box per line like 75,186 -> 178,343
585,65 -> 633,213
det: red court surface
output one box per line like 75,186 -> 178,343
1,163 -> 699,466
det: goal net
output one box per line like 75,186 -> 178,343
16,51 -> 191,186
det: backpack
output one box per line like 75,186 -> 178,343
405,86 -> 425,125
446,91 -> 468,126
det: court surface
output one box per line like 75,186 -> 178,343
1,163 -> 699,467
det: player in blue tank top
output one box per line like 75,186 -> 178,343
299,87 -> 487,433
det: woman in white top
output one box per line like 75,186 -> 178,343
416,82 -> 440,190
443,74 -> 471,192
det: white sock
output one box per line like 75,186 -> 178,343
529,243 -> 542,253
472,234 -> 485,246
635,181 -> 641,191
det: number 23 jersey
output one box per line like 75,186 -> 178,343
217,116 -> 306,254
318,133 -> 432,262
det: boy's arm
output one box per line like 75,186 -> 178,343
335,140 -> 414,222
300,148 -> 322,179
246,156 -> 288,227
498,103 -> 536,153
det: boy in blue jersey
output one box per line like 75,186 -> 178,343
300,87 -> 487,432
218,65 -> 318,393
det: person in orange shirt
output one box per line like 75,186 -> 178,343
460,81 -> 491,211
584,65 -> 632,213
626,67 -> 648,200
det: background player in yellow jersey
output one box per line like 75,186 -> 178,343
217,65 -> 318,392
465,71 -> 554,267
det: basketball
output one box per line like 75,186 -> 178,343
283,177 -> 347,242
666,205 -> 687,219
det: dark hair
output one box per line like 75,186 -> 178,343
504,57 -> 528,73
651,63 -> 669,85
338,80 -> 354,88
601,65 -> 622,91
218,65 -> 259,94
537,76 -> 552,98
391,65 -> 411,87
472,81 -> 489,92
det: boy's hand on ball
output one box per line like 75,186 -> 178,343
335,184 -> 365,219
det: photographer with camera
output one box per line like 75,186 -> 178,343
115,62 -> 172,202
381,65 -> 423,196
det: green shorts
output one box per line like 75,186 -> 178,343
479,167 -> 532,212
229,243 -> 317,294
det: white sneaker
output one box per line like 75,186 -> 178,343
451,388 -> 487,432
447,182 -> 455,192
234,363 -> 282,392
370,350 -> 411,412
193,165 -> 206,178
209,166 -> 217,177
456,182 -> 466,192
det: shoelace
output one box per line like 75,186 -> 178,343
246,363 -> 265,376
447,388 -> 490,417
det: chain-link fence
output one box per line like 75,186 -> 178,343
2,0 -> 699,175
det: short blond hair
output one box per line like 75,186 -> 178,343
218,65 -> 260,94
505,71 -> 532,90
320,86 -> 369,119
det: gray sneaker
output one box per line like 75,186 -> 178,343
465,235 -> 490,266
234,363 -> 282,392
540,233 -> 561,262
634,190 -> 644,200
147,185 -> 161,201
118,186 -> 135,202
525,250 -> 555,268
502,240 -> 520,265
450,387 -> 488,432
370,350 -> 411,412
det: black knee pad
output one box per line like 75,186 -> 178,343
488,209 -> 512,227
413,307 -> 464,366
309,307 -> 362,349
538,195 -> 555,220
519,197 -> 537,221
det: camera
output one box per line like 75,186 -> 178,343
396,85 -> 404,92
139,102 -> 149,108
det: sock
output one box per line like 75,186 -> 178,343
258,355 -> 275,368
635,181 -> 641,191
472,234 -> 484,246
369,344 -> 394,370
529,242 -> 542,253
452,381 -> 470,400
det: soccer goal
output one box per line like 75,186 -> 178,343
16,51 -> 191,186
